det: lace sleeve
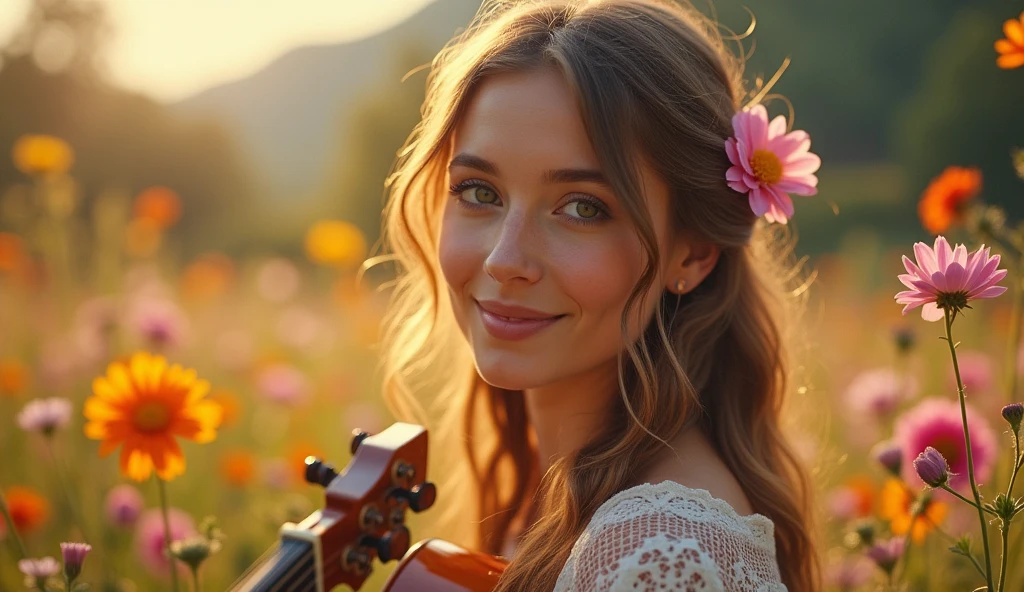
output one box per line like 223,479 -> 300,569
552,482 -> 788,592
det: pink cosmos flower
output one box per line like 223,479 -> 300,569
105,484 -> 144,527
724,104 -> 820,224
895,236 -> 1007,322
17,397 -> 72,435
135,508 -> 196,577
894,398 -> 997,490
844,368 -> 918,416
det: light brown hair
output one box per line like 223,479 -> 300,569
375,1 -> 821,589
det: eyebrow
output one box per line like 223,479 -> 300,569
448,152 -> 613,190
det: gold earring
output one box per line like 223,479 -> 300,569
675,279 -> 687,292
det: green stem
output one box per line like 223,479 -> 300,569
156,478 -> 181,592
0,489 -> 28,560
998,521 -> 1010,592
1008,430 -> 1022,498
945,308 -> 995,591
940,484 -> 999,516
44,437 -> 91,543
191,566 -> 201,592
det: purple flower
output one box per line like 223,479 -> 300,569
871,440 -> 902,477
60,542 -> 91,582
894,398 -> 997,490
913,446 -> 951,487
866,536 -> 905,573
895,236 -> 1007,321
845,368 -> 917,416
105,484 -> 144,527
18,556 -> 60,578
1003,402 -> 1023,432
17,397 -> 72,436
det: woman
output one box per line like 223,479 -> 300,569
374,0 -> 821,589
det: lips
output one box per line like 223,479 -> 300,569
474,299 -> 565,341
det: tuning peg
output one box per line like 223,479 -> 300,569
341,546 -> 372,574
350,429 -> 371,455
391,481 -> 437,513
361,525 -> 411,563
303,456 -> 338,487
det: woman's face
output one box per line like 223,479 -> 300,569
439,66 -> 680,391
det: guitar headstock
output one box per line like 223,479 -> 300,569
280,422 -> 436,591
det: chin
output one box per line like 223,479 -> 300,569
471,348 -> 550,391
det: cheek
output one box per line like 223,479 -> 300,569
556,234 -> 647,336
438,209 -> 484,312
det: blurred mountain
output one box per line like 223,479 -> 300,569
171,0 -> 482,203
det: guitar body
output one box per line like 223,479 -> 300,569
384,539 -> 507,591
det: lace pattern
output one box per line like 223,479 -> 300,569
553,481 -> 787,592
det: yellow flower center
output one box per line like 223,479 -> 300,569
750,149 -> 783,185
133,401 -> 171,432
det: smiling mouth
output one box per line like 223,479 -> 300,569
474,302 -> 566,341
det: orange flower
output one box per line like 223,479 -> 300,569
0,359 -> 30,397
133,186 -> 182,229
996,12 -> 1024,69
84,352 -> 222,481
918,166 -> 982,234
843,475 -> 876,518
878,478 -> 948,543
0,233 -> 27,274
220,450 -> 256,487
180,253 -> 234,301
4,486 -> 50,534
12,134 -> 74,176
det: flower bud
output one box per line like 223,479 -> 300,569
871,440 -> 902,477
866,537 -> 905,574
1002,402 -> 1023,433
59,542 -> 91,584
913,447 -> 950,488
892,326 -> 915,354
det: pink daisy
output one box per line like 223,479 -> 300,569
893,398 -> 997,490
895,236 -> 1007,322
135,508 -> 195,577
724,104 -> 820,224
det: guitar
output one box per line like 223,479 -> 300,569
228,422 -> 508,591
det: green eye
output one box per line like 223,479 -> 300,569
573,201 -> 599,218
473,187 -> 498,204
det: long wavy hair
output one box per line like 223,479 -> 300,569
375,0 -> 821,590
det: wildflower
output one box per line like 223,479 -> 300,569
894,398 -> 997,490
128,298 -> 190,350
304,220 -> 367,268
255,362 -> 310,406
878,479 -> 947,543
995,11 -> 1024,69
844,368 -> 916,416
724,104 -> 820,224
947,350 -> 994,394
12,134 -> 74,176
0,358 -> 30,397
5,486 -> 50,534
84,352 -> 222,481
894,236 -> 1007,322
866,536 -> 905,574
135,508 -> 195,576
917,166 -> 982,234
17,397 -> 73,436
1002,402 -> 1023,433
170,535 -> 220,571
913,447 -> 951,488
133,186 -> 182,229
17,557 -> 59,577
219,450 -> 256,488
871,440 -> 902,477
105,484 -> 144,527
0,232 -> 28,274
60,542 -> 91,583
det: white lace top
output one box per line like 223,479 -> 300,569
553,481 -> 787,591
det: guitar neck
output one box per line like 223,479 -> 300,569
229,538 -> 320,592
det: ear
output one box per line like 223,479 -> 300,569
665,234 -> 720,294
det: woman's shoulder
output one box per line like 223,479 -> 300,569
552,481 -> 785,592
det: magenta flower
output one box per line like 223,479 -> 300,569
135,508 -> 196,576
17,397 -> 72,436
895,236 -> 1007,322
871,440 -> 903,477
845,368 -> 917,416
105,484 -> 144,527
724,104 -> 820,224
60,542 -> 92,582
894,398 -> 997,490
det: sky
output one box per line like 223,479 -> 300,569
0,0 -> 437,103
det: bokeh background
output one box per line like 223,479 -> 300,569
1,0 -> 1024,590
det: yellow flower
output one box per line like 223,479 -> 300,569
12,134 -> 74,176
878,478 -> 948,543
304,220 -> 367,269
84,352 -> 222,481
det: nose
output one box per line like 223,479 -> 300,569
483,209 -> 543,285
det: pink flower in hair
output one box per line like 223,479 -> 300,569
724,104 -> 820,224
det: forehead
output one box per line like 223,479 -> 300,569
451,66 -> 601,169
